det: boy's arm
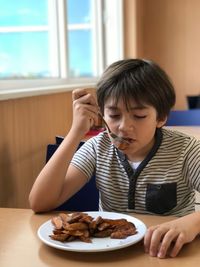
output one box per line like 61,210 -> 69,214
29,88 -> 99,213
144,211 -> 200,258
29,129 -> 88,212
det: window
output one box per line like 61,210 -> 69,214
0,1 -> 50,78
0,0 -> 123,99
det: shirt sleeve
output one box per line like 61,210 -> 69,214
70,138 -> 97,181
184,137 -> 200,191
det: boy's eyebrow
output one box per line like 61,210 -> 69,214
105,105 -> 148,110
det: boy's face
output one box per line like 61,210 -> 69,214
103,97 -> 166,161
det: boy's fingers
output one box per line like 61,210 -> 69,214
169,234 -> 185,258
157,230 -> 178,258
144,227 -> 155,253
72,88 -> 97,107
72,88 -> 88,101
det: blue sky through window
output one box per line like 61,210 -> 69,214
0,0 -> 94,79
68,30 -> 92,77
67,0 -> 92,77
0,32 -> 49,78
67,0 -> 91,24
0,0 -> 48,27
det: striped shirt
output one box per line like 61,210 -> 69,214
71,128 -> 200,216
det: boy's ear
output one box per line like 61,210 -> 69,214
157,116 -> 168,128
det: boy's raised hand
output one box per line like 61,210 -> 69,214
144,212 -> 200,258
71,88 -> 99,136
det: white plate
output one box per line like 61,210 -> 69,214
37,211 -> 147,252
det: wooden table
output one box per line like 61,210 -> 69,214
1,208 -> 200,267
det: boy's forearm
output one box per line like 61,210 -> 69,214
29,128 -> 84,212
189,211 -> 200,236
178,211 -> 200,239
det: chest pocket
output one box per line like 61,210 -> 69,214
146,183 -> 177,214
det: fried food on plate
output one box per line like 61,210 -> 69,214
50,212 -> 137,243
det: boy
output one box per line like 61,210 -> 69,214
29,59 -> 200,258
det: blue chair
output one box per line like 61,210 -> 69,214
166,109 -> 200,126
46,136 -> 99,211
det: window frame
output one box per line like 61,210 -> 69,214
0,0 -> 124,100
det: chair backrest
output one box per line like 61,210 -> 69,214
187,95 -> 200,109
46,136 -> 99,211
166,109 -> 200,126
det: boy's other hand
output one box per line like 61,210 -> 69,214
144,212 -> 200,258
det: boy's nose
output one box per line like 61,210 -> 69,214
118,117 -> 134,132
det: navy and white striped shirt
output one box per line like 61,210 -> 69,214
71,128 -> 200,216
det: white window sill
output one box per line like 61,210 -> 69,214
0,81 -> 96,101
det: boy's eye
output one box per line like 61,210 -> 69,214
134,115 -> 147,119
109,114 -> 147,119
109,114 -> 120,119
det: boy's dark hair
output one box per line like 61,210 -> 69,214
96,58 -> 176,120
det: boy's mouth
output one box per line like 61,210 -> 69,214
112,137 -> 135,150
120,137 -> 135,143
